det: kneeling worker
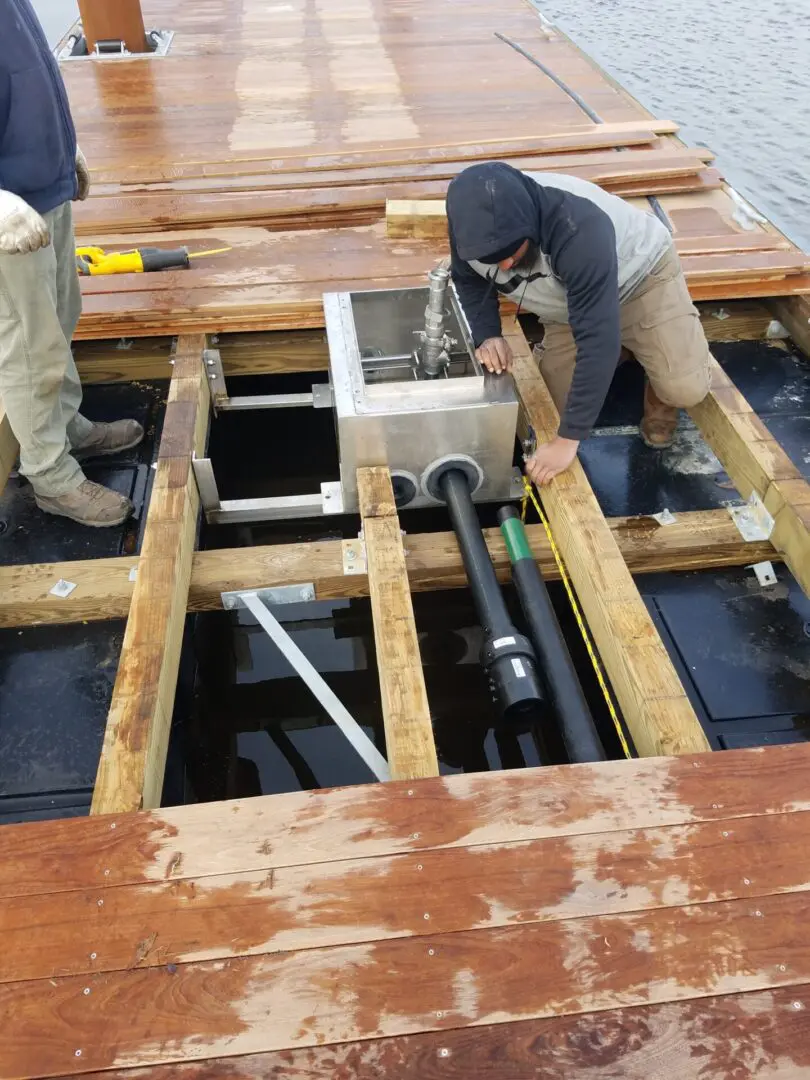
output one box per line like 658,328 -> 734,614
0,0 -> 143,526
446,162 -> 712,485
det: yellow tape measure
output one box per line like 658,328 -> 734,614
520,475 -> 632,759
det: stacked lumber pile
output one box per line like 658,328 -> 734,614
76,211 -> 810,340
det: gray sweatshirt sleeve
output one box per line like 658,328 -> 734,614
548,203 -> 621,441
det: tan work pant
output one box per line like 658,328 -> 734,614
537,244 -> 712,417
0,201 -> 92,497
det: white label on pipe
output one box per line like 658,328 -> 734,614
493,636 -> 516,649
512,658 -> 526,678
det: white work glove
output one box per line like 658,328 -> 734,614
75,146 -> 91,201
0,190 -> 50,254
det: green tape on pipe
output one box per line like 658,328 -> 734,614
500,515 -> 534,564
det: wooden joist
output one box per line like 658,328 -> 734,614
0,509 -> 778,630
358,467 -> 438,780
68,304 -> 772,387
506,322 -> 709,758
690,358 -> 810,596
768,293 -> 810,356
90,334 -> 210,815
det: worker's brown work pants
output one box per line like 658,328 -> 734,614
536,244 -> 712,418
0,201 -> 93,497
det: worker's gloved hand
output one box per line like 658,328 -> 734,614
0,190 -> 50,254
75,147 -> 91,201
475,336 -> 513,375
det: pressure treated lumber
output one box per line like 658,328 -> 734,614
65,986 -> 810,1080
5,888 -> 810,1076
90,335 -> 209,816
0,509 -> 778,629
358,467 -> 438,780
769,293 -> 810,356
506,322 -> 708,757
689,358 -> 810,597
68,306 -> 769,387
4,808 -> 809,984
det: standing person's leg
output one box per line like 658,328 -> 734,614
51,203 -> 143,459
0,202 -> 134,525
534,323 -> 578,414
0,208 -> 84,497
621,245 -> 712,448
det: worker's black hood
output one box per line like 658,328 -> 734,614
446,162 -> 542,262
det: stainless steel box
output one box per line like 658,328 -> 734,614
324,285 -> 519,513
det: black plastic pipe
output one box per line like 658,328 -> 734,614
437,468 -> 544,721
498,505 -> 606,762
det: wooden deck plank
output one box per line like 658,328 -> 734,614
358,467 -> 438,780
64,985 -> 810,1080
689,357 -> 810,596
4,890 -> 810,1076
90,335 -> 209,815
69,222 -> 810,342
0,743 -> 808,900
507,322 -> 709,758
3,809 -> 809,984
0,509 -> 778,629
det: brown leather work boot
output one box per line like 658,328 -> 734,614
640,381 -> 678,449
35,479 -> 134,527
72,419 -> 144,462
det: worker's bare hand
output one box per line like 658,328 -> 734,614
475,336 -> 513,375
75,147 -> 91,201
0,191 -> 50,254
525,436 -> 579,486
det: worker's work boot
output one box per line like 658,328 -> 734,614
72,419 -> 144,462
35,480 -> 134,527
640,381 -> 678,449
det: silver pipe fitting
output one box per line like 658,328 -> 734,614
421,266 -> 451,376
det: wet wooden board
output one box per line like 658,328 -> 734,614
4,888 -> 810,1077
2,742 -> 808,900
0,510 -> 778,629
90,335 -> 209,815
72,222 -> 810,341
3,809 -> 809,983
507,321 -> 708,758
64,986 -> 810,1080
358,467 -> 438,780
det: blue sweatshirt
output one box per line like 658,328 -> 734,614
0,0 -> 78,214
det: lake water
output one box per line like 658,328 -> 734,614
536,0 -> 810,251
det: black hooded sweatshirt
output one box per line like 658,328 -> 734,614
446,162 -> 622,441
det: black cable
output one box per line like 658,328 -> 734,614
493,32 -> 672,232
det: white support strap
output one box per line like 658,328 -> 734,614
238,591 -> 391,782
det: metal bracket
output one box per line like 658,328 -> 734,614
509,467 -> 525,500
652,509 -> 677,526
225,590 -> 390,781
728,492 -> 775,542
191,454 -> 221,513
342,539 -> 367,575
321,481 -> 345,515
312,383 -> 333,409
203,348 -> 228,412
748,560 -> 778,587
221,583 -> 315,610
